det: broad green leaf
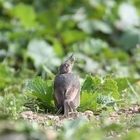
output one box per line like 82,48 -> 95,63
26,77 -> 54,107
53,39 -> 64,57
79,91 -> 98,111
119,28 -> 140,50
80,74 -> 120,111
118,3 -> 139,29
82,74 -> 101,93
37,9 -> 58,35
73,37 -> 109,55
114,77 -> 140,92
101,77 -> 119,99
13,3 -> 37,28
27,39 -> 60,69
78,20 -> 112,34
97,94 -> 115,107
92,20 -> 113,34
82,74 -> 119,99
61,30 -> 86,45
102,48 -> 129,61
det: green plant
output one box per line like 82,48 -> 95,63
26,77 -> 55,112
25,74 -> 140,113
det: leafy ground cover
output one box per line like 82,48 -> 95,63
0,62 -> 140,140
0,0 -> 140,139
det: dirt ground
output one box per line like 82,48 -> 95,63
20,104 -> 140,127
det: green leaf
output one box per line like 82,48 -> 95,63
0,63 -> 14,90
27,39 -> 60,69
82,74 -> 101,93
101,77 -> 119,99
97,94 -> 115,107
119,28 -> 140,50
61,30 -> 86,45
13,3 -> 37,28
82,74 -> 119,99
118,3 -> 139,29
26,77 -> 54,108
80,74 -> 120,111
74,37 -> 109,55
53,39 -> 64,57
37,9 -> 59,35
78,20 -> 112,34
79,91 -> 98,111
114,77 -> 140,92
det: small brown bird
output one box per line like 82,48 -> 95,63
54,54 -> 80,117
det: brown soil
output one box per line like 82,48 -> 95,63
20,104 -> 140,128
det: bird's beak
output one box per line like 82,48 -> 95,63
67,54 -> 77,63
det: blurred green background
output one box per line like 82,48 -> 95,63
0,0 -> 140,78
0,1 -> 140,139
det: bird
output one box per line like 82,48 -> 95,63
54,54 -> 80,117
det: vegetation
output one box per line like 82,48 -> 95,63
0,0 -> 140,139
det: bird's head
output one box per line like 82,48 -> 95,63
59,54 -> 76,74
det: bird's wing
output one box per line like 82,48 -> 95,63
54,87 -> 64,104
54,73 -> 80,106
64,86 -> 79,101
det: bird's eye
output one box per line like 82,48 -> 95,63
65,64 -> 69,67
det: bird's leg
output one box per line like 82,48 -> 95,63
64,100 -> 71,117
69,101 -> 78,118
64,99 -> 78,118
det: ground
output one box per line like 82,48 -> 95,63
20,104 -> 140,128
